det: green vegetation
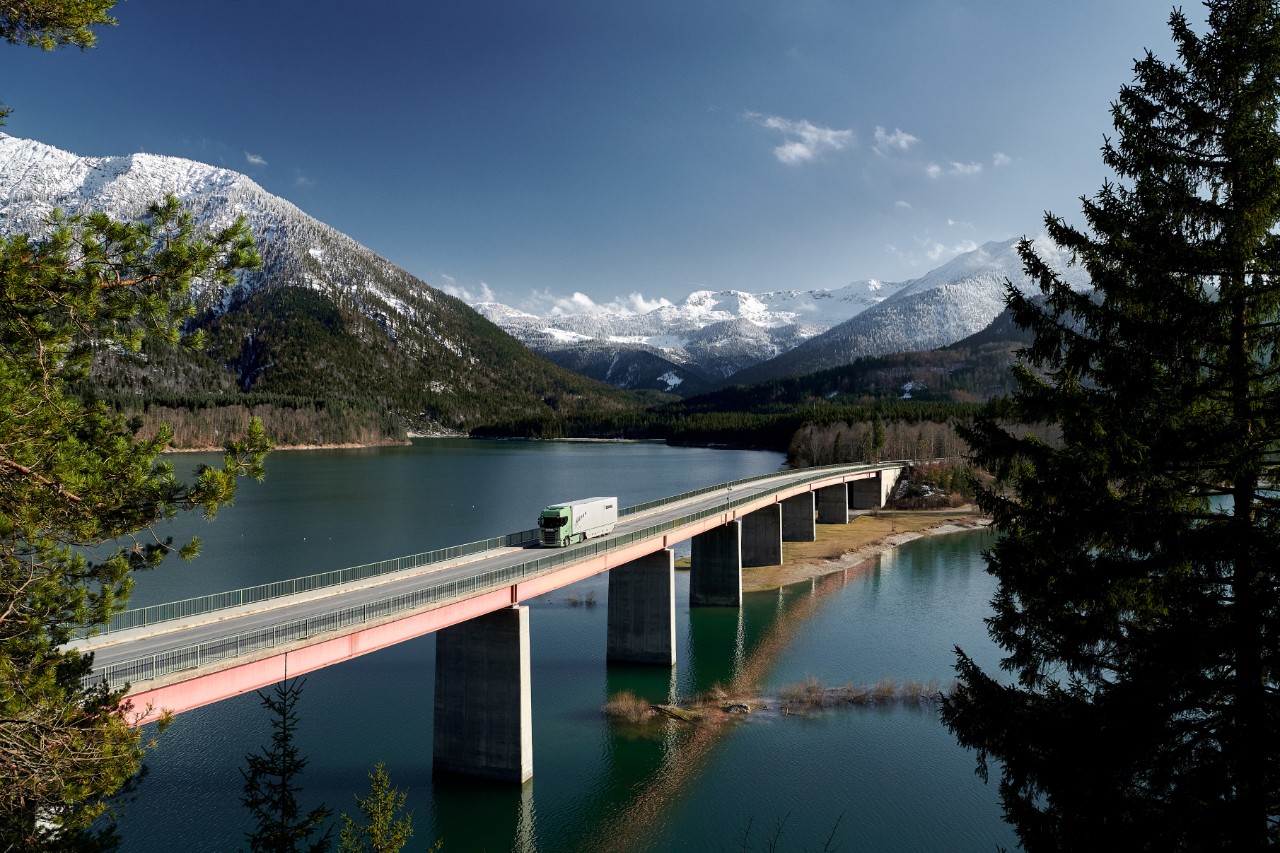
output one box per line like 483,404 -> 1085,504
888,461 -> 981,509
88,280 -> 653,445
474,397 -> 982,453
469,330 -> 1017,452
942,3 -> 1280,849
0,196 -> 270,845
241,679 -> 333,853
338,763 -> 415,853
0,4 -> 274,847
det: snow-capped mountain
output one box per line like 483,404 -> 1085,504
473,280 -> 911,392
729,236 -> 1091,385
0,134 -> 628,431
0,134 -> 432,329
472,237 -> 1088,393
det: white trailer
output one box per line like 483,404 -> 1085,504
538,497 -> 618,547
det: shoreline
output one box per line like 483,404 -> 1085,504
162,440 -> 411,453
740,508 -> 991,593
585,506 -> 989,850
160,434 -> 756,452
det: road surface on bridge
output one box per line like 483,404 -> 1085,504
75,466 -> 810,664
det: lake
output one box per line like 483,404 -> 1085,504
110,439 -> 1014,851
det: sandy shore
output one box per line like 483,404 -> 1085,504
740,508 -> 990,592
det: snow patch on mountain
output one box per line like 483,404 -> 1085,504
471,277 -> 913,386
0,134 -> 436,336
729,237 -> 1092,385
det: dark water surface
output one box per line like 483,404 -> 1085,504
111,439 -> 1013,851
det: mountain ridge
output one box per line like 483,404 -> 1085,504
472,236 -> 1089,391
0,134 -> 646,442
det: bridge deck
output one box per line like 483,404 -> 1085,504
70,462 -> 905,724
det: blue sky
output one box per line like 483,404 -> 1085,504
2,0 -> 1178,313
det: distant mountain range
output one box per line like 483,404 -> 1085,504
473,238 -> 1090,392
0,134 -> 641,438
1,133 -> 1090,438
473,281 -> 911,394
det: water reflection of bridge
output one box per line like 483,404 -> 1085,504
73,461 -> 906,782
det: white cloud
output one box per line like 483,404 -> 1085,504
524,289 -> 673,317
924,239 -> 977,261
993,151 -> 1012,167
746,112 -> 854,165
873,126 -> 919,155
895,200 -> 913,210
888,238 -> 981,267
437,276 -> 496,304
295,173 -> 315,187
245,151 -> 267,166
926,161 -> 982,178
614,292 -> 673,314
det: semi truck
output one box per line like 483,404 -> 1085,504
538,497 -> 618,547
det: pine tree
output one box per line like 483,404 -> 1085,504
241,679 -> 332,853
0,3 -> 270,846
942,2 -> 1280,850
0,196 -> 269,846
338,763 -> 413,853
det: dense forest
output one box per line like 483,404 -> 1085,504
470,322 -> 1022,454
88,286 -> 666,446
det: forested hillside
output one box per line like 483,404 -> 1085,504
89,284 -> 660,446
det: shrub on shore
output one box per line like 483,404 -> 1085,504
603,690 -> 653,724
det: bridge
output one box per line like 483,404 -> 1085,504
72,461 -> 906,782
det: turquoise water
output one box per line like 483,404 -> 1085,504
110,440 -> 1012,851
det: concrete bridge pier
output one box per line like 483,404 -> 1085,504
850,469 -> 901,509
850,474 -> 882,509
816,484 -> 849,524
433,605 -> 533,783
607,549 -> 676,665
690,520 -> 742,606
781,492 -> 816,542
742,504 -> 782,568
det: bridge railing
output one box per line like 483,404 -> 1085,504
84,462 -> 908,691
97,527 -> 542,636
98,465 -> 836,637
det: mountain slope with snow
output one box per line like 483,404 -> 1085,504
0,134 -> 635,434
474,237 -> 1088,392
473,278 -> 911,391
726,237 -> 1090,386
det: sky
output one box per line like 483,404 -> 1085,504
1,0 -> 1182,314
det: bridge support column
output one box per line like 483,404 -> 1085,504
690,520 -> 741,607
742,505 -> 782,568
433,605 -> 532,783
607,549 -> 675,666
850,474 -> 883,509
850,469 -> 901,509
882,467 -> 902,504
816,484 -> 849,524
781,493 -> 816,542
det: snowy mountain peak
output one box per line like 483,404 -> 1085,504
0,133 -> 449,342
